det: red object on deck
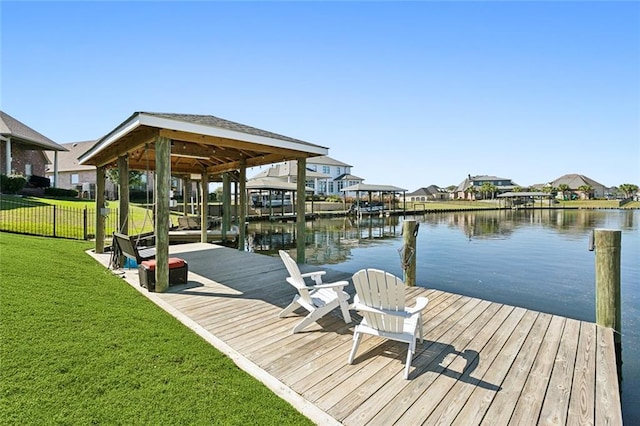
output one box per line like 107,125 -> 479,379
141,257 -> 186,271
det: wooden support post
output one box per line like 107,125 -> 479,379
222,173 -> 230,241
117,155 -> 129,235
154,136 -> 171,293
402,220 -> 418,286
269,189 -> 274,219
182,176 -> 189,216
200,171 -> 209,243
296,157 -> 306,263
95,166 -> 106,253
594,229 -> 622,343
238,161 -> 247,251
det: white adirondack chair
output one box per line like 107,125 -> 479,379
348,268 -> 429,379
279,250 -> 352,334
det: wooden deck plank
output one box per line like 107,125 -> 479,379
567,321 -> 596,426
595,326 -> 623,425
538,318 -> 581,425
395,306 -> 529,426
508,315 -> 566,425
289,333 -> 386,394
479,312 -> 553,425
450,310 -> 539,425
86,243 -> 622,425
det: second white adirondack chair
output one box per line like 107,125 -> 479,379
279,250 -> 352,333
348,268 -> 429,379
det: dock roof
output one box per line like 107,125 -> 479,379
78,112 -> 328,175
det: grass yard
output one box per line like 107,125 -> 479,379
0,195 -> 188,238
0,232 -> 312,425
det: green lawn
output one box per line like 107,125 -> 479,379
0,195 -> 187,238
0,232 -> 312,425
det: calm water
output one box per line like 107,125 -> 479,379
246,209 -> 639,423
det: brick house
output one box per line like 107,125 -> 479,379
1,110 -> 67,183
45,140 -> 117,198
407,185 -> 450,201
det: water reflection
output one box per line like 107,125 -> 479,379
246,209 -> 635,260
420,209 -> 623,241
246,215 -> 403,263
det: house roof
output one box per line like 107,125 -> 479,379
250,162 -> 331,180
549,173 -> 605,189
341,183 -> 407,193
306,155 -> 352,167
334,173 -> 363,181
45,140 -> 98,173
78,112 -> 328,175
470,174 -> 511,182
0,111 -> 67,151
407,185 -> 447,196
455,175 -> 517,191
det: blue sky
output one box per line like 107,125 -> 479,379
2,1 -> 639,190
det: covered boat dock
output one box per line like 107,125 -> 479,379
79,112 -> 329,291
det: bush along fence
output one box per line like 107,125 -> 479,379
0,198 -> 120,240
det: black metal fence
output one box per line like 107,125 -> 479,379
0,198 -> 120,240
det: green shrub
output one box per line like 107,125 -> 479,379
0,174 -> 27,194
44,187 -> 78,197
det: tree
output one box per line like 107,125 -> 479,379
512,186 -> 522,193
619,183 -> 638,199
558,184 -> 570,200
542,185 -> 557,195
479,182 -> 497,199
577,184 -> 593,200
105,168 -> 145,189
464,185 -> 478,200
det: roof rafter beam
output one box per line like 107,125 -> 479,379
205,152 -> 291,174
91,127 -> 159,168
158,128 -> 313,158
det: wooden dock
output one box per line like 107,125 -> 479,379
89,243 -> 622,425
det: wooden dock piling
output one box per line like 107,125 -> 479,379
402,220 -> 418,286
594,229 -> 622,344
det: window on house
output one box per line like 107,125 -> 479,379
322,166 -> 330,174
25,164 -> 32,176
337,167 -> 341,175
71,174 -> 79,184
328,182 -> 334,193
